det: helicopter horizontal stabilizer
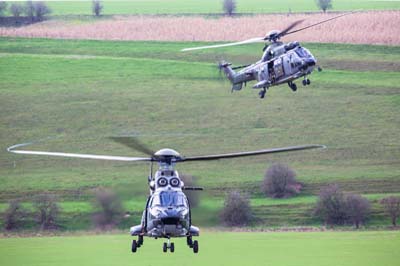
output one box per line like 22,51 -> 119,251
182,187 -> 204,191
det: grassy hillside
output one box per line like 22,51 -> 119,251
0,231 -> 399,266
0,37 -> 399,229
2,0 -> 400,16
42,0 -> 400,15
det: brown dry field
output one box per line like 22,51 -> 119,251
1,11 -> 400,45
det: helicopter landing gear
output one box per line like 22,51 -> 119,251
137,235 -> 144,247
186,236 -> 199,253
131,235 -> 144,253
131,240 -> 138,253
302,78 -> 311,86
288,81 -> 297,92
163,238 -> 175,253
259,87 -> 267,99
187,236 -> 193,248
192,240 -> 199,253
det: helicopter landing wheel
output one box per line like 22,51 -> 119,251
170,242 -> 175,253
302,79 -> 307,86
187,236 -> 193,248
192,240 -> 199,253
258,88 -> 266,99
163,242 -> 168,253
290,83 -> 297,92
131,240 -> 138,253
306,79 -> 311,85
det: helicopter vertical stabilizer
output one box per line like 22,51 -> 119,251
219,61 -> 235,83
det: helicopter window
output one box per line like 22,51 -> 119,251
159,191 -> 187,207
295,47 -> 310,58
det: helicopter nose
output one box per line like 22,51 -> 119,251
305,58 -> 316,66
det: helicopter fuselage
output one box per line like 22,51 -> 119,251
221,42 -> 317,98
130,168 -> 199,239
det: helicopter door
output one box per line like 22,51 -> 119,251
282,54 -> 293,75
274,57 -> 284,79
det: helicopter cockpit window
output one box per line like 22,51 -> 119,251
158,191 -> 187,207
295,47 -> 311,58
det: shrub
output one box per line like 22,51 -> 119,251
33,194 -> 60,230
10,3 -> 24,18
345,193 -> 370,229
222,0 -> 236,16
33,1 -> 50,21
220,191 -> 252,226
262,163 -> 300,198
26,1 -> 35,21
92,187 -> 123,230
180,174 -> 200,208
380,196 -> 400,226
92,0 -> 103,17
314,184 -> 347,226
3,200 -> 26,230
315,0 -> 332,13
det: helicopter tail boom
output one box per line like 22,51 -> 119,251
219,61 -> 250,91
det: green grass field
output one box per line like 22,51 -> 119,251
0,231 -> 399,266
3,0 -> 400,16
0,37 -> 400,229
43,0 -> 400,15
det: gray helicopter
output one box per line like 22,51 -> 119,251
182,13 -> 352,99
7,137 -> 325,253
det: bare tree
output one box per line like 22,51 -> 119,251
314,184 -> 347,226
3,200 -> 26,230
180,174 -> 200,208
220,191 -> 252,226
345,193 -> 370,229
381,196 -> 400,226
262,163 -> 301,198
315,0 -> 332,13
33,194 -> 60,230
92,187 -> 123,230
33,1 -> 50,21
0,1 -> 8,17
222,0 -> 236,16
26,1 -> 35,22
10,3 -> 24,19
92,0 -> 103,17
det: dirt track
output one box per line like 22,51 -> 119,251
1,11 -> 399,45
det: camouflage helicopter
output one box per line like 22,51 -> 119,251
182,13 -> 352,99
8,138 -> 324,253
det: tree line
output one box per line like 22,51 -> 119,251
0,0 -> 335,22
220,163 -> 400,228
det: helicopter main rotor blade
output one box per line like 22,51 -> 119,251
7,142 -> 152,162
182,144 -> 325,162
284,11 -> 356,36
109,136 -> 156,157
181,37 -> 265,52
275,19 -> 304,39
